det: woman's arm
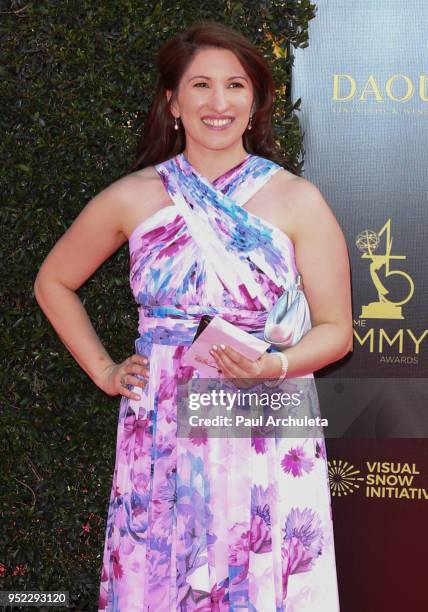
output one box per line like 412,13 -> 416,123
275,177 -> 353,377
33,174 -> 148,395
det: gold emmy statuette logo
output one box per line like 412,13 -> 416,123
355,219 -> 414,319
328,459 -> 364,497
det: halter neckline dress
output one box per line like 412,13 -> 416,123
98,152 -> 340,611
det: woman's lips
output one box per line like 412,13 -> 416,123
201,118 -> 235,131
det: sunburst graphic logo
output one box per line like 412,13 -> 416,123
328,459 -> 365,496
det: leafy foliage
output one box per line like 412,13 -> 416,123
0,0 -> 316,607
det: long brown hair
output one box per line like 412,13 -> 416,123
126,20 -> 299,176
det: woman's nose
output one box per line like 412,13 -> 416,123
209,85 -> 229,112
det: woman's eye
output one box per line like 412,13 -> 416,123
193,82 -> 244,88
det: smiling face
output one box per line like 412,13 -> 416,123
167,47 -> 255,156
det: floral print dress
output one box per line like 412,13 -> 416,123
98,152 -> 340,611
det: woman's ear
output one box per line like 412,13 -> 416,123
166,89 -> 179,118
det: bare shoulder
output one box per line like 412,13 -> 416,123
276,169 -> 326,210
132,165 -> 162,183
106,166 -> 172,239
111,165 -> 164,200
273,170 -> 336,242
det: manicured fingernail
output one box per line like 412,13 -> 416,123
212,344 -> 218,351
135,395 -> 141,400
220,344 -> 226,350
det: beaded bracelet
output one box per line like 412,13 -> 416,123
263,352 -> 289,387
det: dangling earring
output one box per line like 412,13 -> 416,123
174,116 -> 180,131
247,113 -> 253,131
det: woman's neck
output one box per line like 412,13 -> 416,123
182,144 -> 249,183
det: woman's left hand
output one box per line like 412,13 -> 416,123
209,344 -> 281,389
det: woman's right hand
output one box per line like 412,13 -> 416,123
99,354 -> 149,400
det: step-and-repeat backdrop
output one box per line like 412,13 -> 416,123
291,1 -> 427,609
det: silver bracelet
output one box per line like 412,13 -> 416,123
264,352 -> 289,387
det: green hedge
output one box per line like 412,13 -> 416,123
0,0 -> 316,608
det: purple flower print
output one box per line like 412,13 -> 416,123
111,546 -> 124,580
129,487 -> 150,524
251,421 -> 277,453
229,522 -> 250,566
281,539 -> 315,599
189,425 -> 208,446
196,584 -> 229,611
228,522 -> 250,585
281,445 -> 314,477
157,367 -> 176,405
250,484 -> 272,525
315,438 -> 327,460
251,433 -> 267,454
153,471 -> 176,512
121,412 -> 146,454
120,535 -> 136,556
250,485 -> 272,553
281,507 -> 323,598
283,507 -> 323,558
178,493 -> 208,553
98,566 -> 108,610
143,538 -> 176,611
133,470 -> 151,495
208,582 -> 228,611
250,515 -> 272,553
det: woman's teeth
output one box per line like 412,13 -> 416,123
202,118 -> 233,127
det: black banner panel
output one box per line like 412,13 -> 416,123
292,1 -> 428,609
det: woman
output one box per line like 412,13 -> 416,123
34,20 -> 352,611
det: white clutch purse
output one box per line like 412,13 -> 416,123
263,274 -> 311,349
